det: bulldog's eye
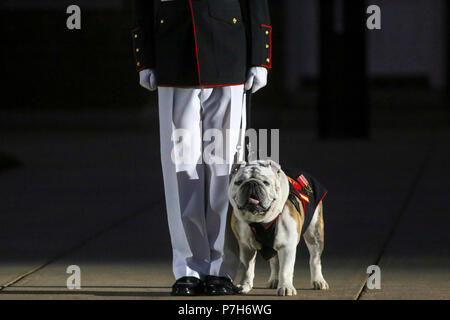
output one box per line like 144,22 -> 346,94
263,180 -> 270,186
234,180 -> 243,186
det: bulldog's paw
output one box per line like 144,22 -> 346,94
237,282 -> 253,294
277,284 -> 297,296
267,279 -> 278,289
312,278 -> 329,290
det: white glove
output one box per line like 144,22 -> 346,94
139,68 -> 157,91
244,66 -> 268,93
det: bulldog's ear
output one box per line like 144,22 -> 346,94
267,159 -> 282,174
230,161 -> 246,180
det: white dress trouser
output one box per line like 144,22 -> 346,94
158,85 -> 245,280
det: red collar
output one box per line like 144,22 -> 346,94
259,202 -> 286,231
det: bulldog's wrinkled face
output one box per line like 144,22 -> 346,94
229,160 -> 288,222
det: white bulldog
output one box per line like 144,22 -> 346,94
229,160 -> 329,296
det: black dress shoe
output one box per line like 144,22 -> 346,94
204,276 -> 240,296
171,276 -> 204,296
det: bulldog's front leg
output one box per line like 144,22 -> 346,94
277,245 -> 297,296
237,244 -> 257,294
267,255 -> 279,289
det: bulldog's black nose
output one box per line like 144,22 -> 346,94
243,180 -> 258,192
243,181 -> 261,200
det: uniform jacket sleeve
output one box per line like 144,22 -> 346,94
240,0 -> 272,69
131,0 -> 155,72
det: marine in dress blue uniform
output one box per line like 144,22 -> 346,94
131,0 -> 272,296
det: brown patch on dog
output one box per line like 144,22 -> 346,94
303,201 -> 325,254
286,199 -> 305,242
315,202 -> 325,244
231,211 -> 240,242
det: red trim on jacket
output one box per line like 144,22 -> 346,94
157,83 -> 244,88
260,24 -> 272,69
189,0 -> 202,85
265,213 -> 281,230
315,191 -> 328,212
248,202 -> 285,234
136,67 -> 149,72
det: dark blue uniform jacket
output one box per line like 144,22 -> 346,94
131,0 -> 271,86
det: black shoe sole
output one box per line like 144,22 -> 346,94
205,289 -> 238,296
171,287 -> 205,296
171,291 -> 201,296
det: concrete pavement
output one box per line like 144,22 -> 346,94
0,115 -> 448,299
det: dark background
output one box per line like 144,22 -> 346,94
0,0 -> 448,299
0,0 -> 448,131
